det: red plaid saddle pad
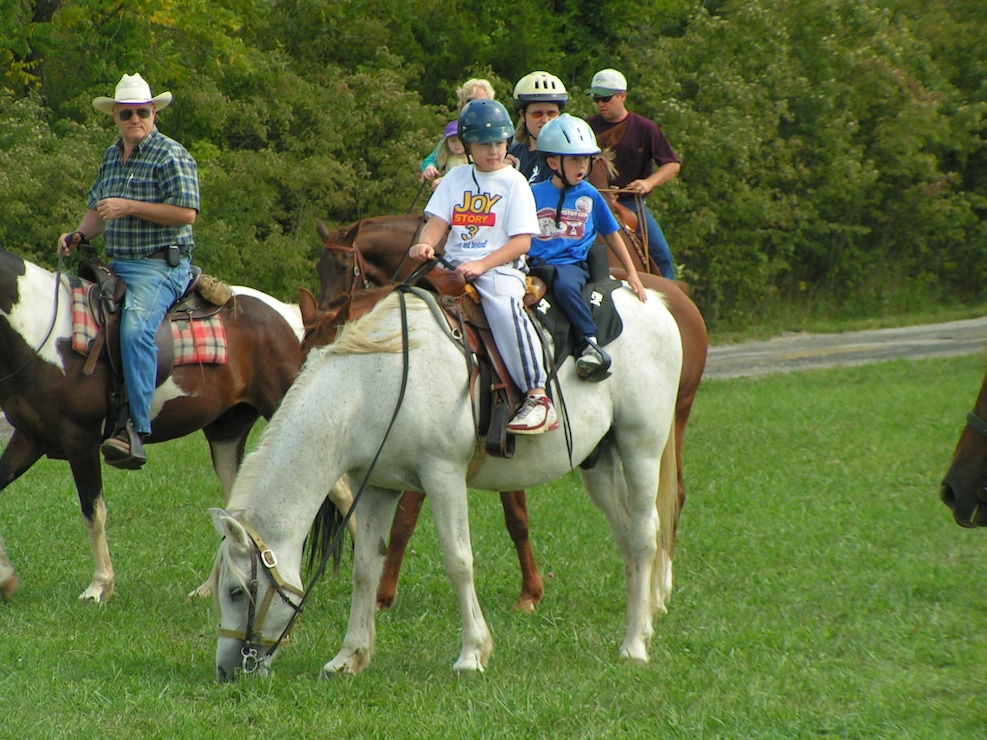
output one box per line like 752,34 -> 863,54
71,284 -> 227,365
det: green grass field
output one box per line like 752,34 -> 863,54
1,354 -> 986,738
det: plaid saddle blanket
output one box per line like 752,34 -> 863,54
71,283 -> 228,365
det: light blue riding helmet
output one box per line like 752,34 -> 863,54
535,113 -> 601,157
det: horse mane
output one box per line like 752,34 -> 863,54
319,291 -> 425,358
231,291 -> 428,509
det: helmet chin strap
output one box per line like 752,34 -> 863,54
554,155 -> 574,227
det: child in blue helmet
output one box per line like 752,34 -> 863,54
410,99 -> 557,434
529,113 -> 647,380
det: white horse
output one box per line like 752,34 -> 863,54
211,285 -> 682,680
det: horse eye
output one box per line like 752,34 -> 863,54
229,586 -> 245,600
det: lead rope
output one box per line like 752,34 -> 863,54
261,287 -> 414,660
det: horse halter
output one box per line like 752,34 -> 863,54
217,519 -> 305,675
322,240 -> 371,298
966,410 -> 987,440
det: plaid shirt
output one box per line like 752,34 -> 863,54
87,127 -> 200,260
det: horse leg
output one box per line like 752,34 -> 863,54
579,443 -> 661,665
425,477 -> 492,673
0,430 -> 44,601
376,490 -> 425,610
328,476 -> 357,540
498,490 -> 544,612
67,448 -> 115,603
323,486 -> 402,679
0,434 -> 43,599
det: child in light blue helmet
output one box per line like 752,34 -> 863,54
529,113 -> 647,380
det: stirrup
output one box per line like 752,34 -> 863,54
576,340 -> 612,382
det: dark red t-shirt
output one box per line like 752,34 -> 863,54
586,111 -> 679,189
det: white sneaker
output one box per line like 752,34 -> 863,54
507,395 -> 559,435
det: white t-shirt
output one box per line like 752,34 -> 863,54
424,164 -> 539,265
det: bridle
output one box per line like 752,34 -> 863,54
966,410 -> 987,440
217,519 -> 306,674
219,287 -> 416,676
321,240 -> 371,300
319,217 -> 428,303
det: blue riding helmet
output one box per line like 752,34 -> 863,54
535,113 -> 601,157
458,99 -> 514,144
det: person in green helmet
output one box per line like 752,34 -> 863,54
410,99 -> 557,435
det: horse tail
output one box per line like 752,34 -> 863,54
304,494 -> 348,576
653,417 -> 679,615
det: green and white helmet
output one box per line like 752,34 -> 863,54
458,99 -> 514,144
535,113 -> 601,157
512,71 -> 568,112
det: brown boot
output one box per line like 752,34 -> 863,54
101,422 -> 147,470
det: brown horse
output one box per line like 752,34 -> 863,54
0,247 -> 341,603
940,357 -> 987,526
315,214 -> 708,612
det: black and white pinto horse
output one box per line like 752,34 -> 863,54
211,285 -> 682,679
0,247 -> 353,603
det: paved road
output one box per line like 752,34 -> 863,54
704,316 -> 987,379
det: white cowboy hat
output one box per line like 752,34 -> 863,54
92,73 -> 172,115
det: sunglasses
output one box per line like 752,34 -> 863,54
526,109 -> 559,120
117,107 -> 153,121
592,94 -> 616,104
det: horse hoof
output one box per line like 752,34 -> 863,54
513,596 -> 538,614
1,573 -> 20,602
618,643 -> 650,666
79,582 -> 114,603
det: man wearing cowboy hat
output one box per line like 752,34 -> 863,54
59,72 -> 200,469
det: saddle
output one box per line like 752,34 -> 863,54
76,247 -> 232,439
418,243 -> 625,459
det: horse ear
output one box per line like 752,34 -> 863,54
298,287 -> 317,321
209,507 -> 250,548
316,220 -> 330,241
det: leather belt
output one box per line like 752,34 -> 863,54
147,247 -> 183,259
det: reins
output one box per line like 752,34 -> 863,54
0,252 -> 67,385
600,187 -> 651,270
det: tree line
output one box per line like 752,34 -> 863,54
1,0 -> 983,329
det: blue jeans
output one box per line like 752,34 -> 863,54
109,257 -> 191,435
552,262 -> 597,341
618,196 -> 675,280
